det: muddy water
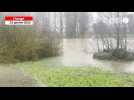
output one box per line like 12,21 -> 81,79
62,39 -> 134,73
0,65 -> 39,87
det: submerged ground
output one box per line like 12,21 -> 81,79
14,57 -> 134,87
0,65 -> 39,87
0,56 -> 134,87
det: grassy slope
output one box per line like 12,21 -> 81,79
15,57 -> 134,87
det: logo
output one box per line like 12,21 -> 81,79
4,16 -> 33,25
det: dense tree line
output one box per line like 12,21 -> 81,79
93,12 -> 134,51
93,12 -> 134,60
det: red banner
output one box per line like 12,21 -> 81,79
4,16 -> 33,21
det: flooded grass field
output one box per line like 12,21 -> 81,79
15,56 -> 134,87
1,38 -> 134,87
2,12 -> 134,87
13,38 -> 134,87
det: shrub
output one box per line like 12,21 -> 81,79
0,26 -> 62,63
93,48 -> 134,61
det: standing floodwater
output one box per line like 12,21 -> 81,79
62,39 -> 95,66
62,39 -> 134,73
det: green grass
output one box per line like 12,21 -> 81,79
15,57 -> 134,87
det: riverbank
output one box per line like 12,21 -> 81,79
15,57 -> 134,87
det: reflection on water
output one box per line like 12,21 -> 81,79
62,39 -> 134,73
